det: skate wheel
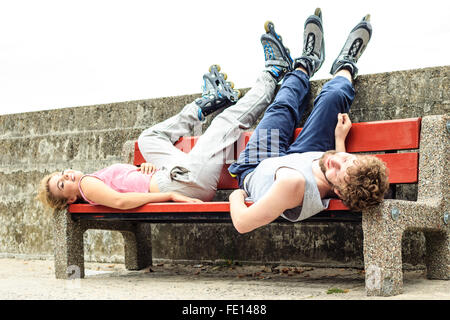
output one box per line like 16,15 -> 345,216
314,7 -> 322,18
228,81 -> 234,89
363,14 -> 370,22
264,21 -> 274,33
209,64 -> 221,72
235,90 -> 242,99
221,73 -> 227,80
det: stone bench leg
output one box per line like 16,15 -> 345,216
121,223 -> 152,270
53,212 -> 153,279
82,221 -> 153,271
417,115 -> 449,279
362,203 -> 404,296
362,197 -> 447,296
53,210 -> 85,279
424,230 -> 449,280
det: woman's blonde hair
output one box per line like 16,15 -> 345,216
36,172 -> 68,210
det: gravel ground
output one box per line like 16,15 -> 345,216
0,258 -> 448,300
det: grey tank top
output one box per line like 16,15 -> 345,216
243,152 -> 330,222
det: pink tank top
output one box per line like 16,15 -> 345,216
78,163 -> 154,205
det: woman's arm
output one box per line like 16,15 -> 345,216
334,113 -> 352,152
80,176 -> 202,210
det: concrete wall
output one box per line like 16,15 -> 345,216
0,66 -> 448,268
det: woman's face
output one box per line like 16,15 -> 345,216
48,169 -> 84,203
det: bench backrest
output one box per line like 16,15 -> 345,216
133,118 -> 421,190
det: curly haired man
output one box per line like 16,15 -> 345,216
228,10 -> 389,233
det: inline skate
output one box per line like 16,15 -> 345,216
293,8 -> 325,77
330,14 -> 372,79
195,64 -> 241,120
261,20 -> 294,82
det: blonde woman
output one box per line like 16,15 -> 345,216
37,20 -> 294,211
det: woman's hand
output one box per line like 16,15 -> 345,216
170,192 -> 203,203
138,162 -> 157,175
334,113 -> 352,141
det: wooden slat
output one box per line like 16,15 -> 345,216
217,164 -> 238,189
338,118 -> 420,152
214,152 -> 418,188
135,146 -> 418,188
328,199 -> 349,211
134,118 -> 421,166
292,118 -> 421,152
374,152 -> 418,183
133,142 -> 146,166
174,136 -> 199,153
70,202 -> 233,214
69,200 -> 350,214
70,199 -> 351,214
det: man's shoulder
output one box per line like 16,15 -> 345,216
275,167 -> 306,182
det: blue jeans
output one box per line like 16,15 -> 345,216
228,70 -> 355,188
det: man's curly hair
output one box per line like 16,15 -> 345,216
336,155 -> 390,211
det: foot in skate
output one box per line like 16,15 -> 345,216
261,21 -> 293,82
293,7 -> 325,77
330,14 -> 372,79
195,64 -> 242,120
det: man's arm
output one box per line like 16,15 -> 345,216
229,168 -> 305,234
334,113 -> 352,152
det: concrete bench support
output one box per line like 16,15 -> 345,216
362,115 -> 449,296
53,211 -> 152,279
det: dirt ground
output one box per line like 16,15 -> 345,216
0,258 -> 448,300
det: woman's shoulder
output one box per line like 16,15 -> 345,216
79,174 -> 102,187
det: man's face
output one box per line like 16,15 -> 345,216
48,169 -> 83,204
319,151 -> 358,190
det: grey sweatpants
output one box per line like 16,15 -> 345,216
137,71 -> 276,201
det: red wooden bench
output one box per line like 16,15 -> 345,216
56,115 -> 449,297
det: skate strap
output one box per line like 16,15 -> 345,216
265,59 -> 290,68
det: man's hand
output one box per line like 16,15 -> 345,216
335,113 -> 352,140
138,162 -> 157,175
170,192 -> 203,203
335,113 -> 352,152
229,189 -> 248,202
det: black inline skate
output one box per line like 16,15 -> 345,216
195,64 -> 241,120
293,8 -> 325,78
330,14 -> 372,79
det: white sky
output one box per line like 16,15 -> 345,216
0,0 -> 449,115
